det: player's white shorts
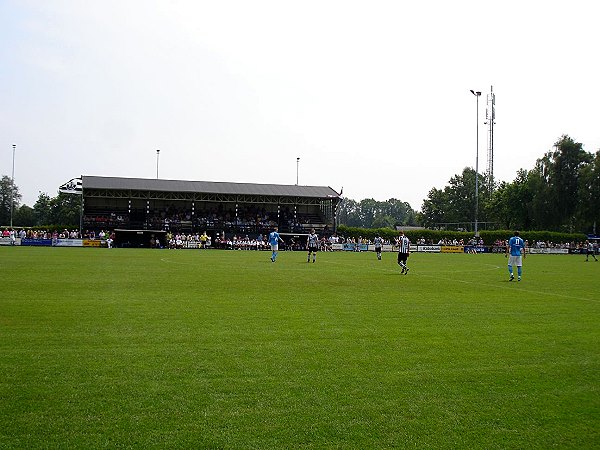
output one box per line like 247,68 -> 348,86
270,244 -> 279,251
508,255 -> 522,267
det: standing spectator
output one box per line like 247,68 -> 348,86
268,226 -> 284,263
585,240 -> 598,262
374,234 -> 384,260
306,228 -> 319,263
396,231 -> 411,275
506,231 -> 526,281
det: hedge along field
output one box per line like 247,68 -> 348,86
1,247 -> 598,449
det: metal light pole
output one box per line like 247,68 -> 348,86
156,149 -> 160,179
10,144 -> 16,228
470,90 -> 481,236
296,157 -> 300,185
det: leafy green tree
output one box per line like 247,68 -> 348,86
337,199 -> 361,227
33,192 -> 53,226
528,136 -> 591,231
338,197 -> 417,228
371,215 -> 396,229
14,205 -> 36,227
420,187 -> 448,228
0,175 -> 22,225
486,170 -> 533,230
49,193 -> 82,226
421,167 -> 492,230
577,150 -> 600,234
548,136 -> 591,231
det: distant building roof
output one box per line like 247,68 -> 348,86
82,175 -> 341,199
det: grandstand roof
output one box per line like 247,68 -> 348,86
82,176 -> 341,199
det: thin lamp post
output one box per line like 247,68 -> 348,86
470,90 -> 481,236
156,149 -> 160,179
296,157 -> 300,185
10,144 -> 16,228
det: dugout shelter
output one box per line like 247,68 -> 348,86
80,175 -> 341,237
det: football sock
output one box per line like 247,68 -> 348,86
517,267 -> 522,277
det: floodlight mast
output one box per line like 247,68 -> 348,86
470,90 -> 481,237
10,144 -> 16,228
485,86 -> 496,192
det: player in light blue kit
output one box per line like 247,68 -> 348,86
506,231 -> 526,281
268,226 -> 284,262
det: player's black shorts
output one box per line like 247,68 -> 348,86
397,252 -> 409,264
375,246 -> 382,252
308,246 -> 318,253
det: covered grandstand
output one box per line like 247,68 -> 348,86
81,176 -> 342,237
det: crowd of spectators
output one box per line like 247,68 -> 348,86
4,225 -> 597,255
1,228 -> 82,240
83,213 -> 128,228
135,205 -> 324,234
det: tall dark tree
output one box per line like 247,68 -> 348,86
0,175 -> 22,225
544,135 -> 591,231
14,205 -> 36,227
337,199 -> 360,227
49,193 -> 82,226
33,192 -> 53,226
421,187 -> 448,228
486,170 -> 533,230
420,167 -> 492,230
338,197 -> 417,228
577,150 -> 600,234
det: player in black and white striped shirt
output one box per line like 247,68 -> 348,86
374,235 -> 384,260
307,229 -> 319,263
396,231 -> 411,274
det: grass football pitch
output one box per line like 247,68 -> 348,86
1,247 -> 599,449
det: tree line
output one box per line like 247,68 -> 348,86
1,135 -> 598,234
0,180 -> 81,227
420,135 -> 599,234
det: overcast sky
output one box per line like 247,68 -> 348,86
2,0 -> 599,211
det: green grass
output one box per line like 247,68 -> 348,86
1,247 -> 599,449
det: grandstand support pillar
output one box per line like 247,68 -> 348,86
80,195 -> 84,237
